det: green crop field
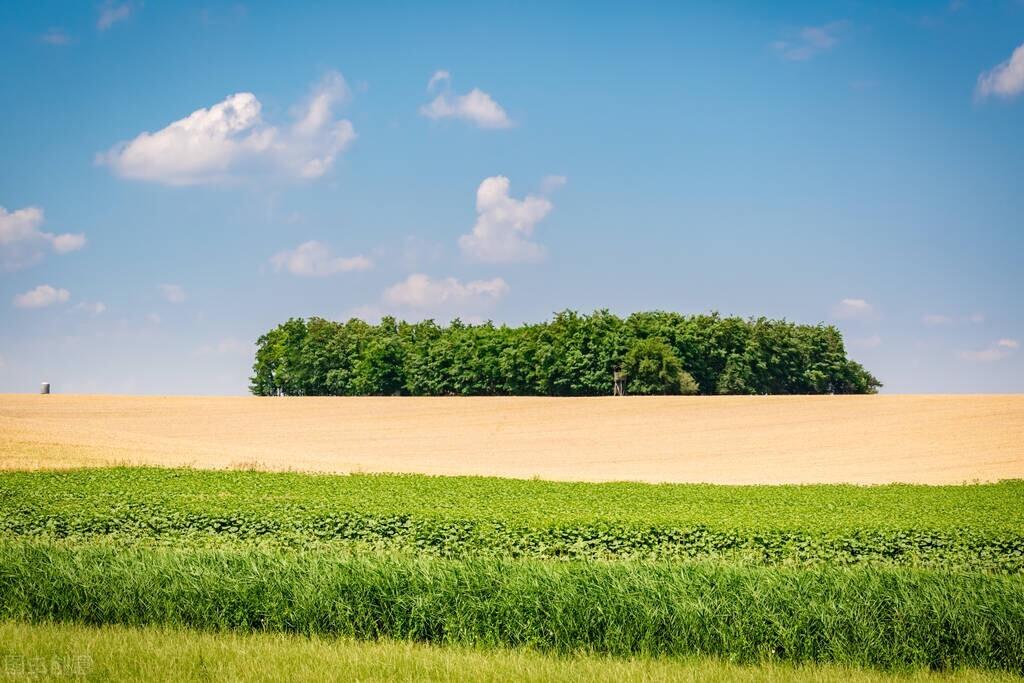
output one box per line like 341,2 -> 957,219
1,468 -> 1023,680
2,468 -> 1022,570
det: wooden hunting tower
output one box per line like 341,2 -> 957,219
613,369 -> 626,396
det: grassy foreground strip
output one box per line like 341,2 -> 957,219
1,541 -> 1022,672
2,468 -> 1022,569
2,621 -> 1019,683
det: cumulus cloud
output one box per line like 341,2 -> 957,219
419,72 -> 512,129
959,338 -> 1020,362
97,1 -> 136,30
771,21 -> 848,61
976,43 -> 1024,100
13,285 -> 71,309
159,284 -> 186,303
0,205 -> 86,270
270,240 -> 372,277
383,273 -> 509,310
98,71 -> 356,185
458,176 -> 554,263
831,298 -> 875,320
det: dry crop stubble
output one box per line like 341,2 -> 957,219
1,394 -> 1022,483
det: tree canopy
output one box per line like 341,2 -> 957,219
250,310 -> 881,397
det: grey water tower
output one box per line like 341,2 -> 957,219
40,382 -> 50,394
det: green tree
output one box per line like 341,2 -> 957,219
250,310 -> 880,397
621,338 -> 699,395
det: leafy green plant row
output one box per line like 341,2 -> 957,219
4,505 -> 1022,572
1,540 -> 1021,673
3,468 -> 1021,534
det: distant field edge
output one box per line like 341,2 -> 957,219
3,394 -> 1022,484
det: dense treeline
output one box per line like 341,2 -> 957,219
250,311 -> 880,396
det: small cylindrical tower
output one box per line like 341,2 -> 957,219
40,382 -> 50,395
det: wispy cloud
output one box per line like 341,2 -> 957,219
270,240 -> 372,277
13,285 -> 71,309
40,28 -> 72,45
976,43 -> 1024,100
959,338 -> 1019,362
420,71 -> 512,129
75,301 -> 107,315
159,284 -> 186,303
0,205 -> 86,271
771,21 -> 848,61
923,312 -> 985,326
383,274 -> 509,311
831,298 -> 875,320
97,1 -> 137,31
426,70 -> 451,91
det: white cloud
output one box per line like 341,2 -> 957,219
41,28 -> 72,45
458,176 -> 554,263
51,233 -> 87,253
831,298 -> 874,320
159,284 -> 186,303
923,313 -> 953,325
13,285 -> 71,309
0,205 -> 86,270
426,70 -> 451,91
97,1 -> 136,30
968,313 -> 985,324
419,73 -> 512,129
75,301 -> 107,315
976,43 -> 1024,100
772,21 -> 848,61
98,71 -> 356,185
959,339 -> 1019,362
383,274 -> 509,310
146,312 -> 162,325
270,240 -> 372,277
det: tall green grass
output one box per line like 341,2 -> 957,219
3,619 -> 1018,683
1,540 -> 1021,673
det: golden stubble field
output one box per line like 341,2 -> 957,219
1,394 -> 1022,484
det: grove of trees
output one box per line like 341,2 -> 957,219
249,310 -> 880,396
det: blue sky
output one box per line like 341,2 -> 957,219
1,0 -> 1022,394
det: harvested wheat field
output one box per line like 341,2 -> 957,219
1,394 -> 1022,484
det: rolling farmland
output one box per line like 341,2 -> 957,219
2,394 -> 1023,483
1,394 -> 1023,679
